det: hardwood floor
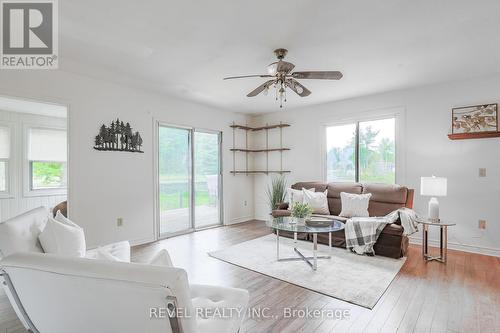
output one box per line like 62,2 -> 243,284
1,220 -> 499,332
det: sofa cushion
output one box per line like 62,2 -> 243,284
362,183 -> 408,216
291,182 -> 327,193
327,183 -> 363,215
0,207 -> 49,258
362,183 -> 408,204
191,284 -> 249,333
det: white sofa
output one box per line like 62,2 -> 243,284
0,207 -> 250,333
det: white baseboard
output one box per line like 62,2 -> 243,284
409,237 -> 500,257
227,215 -> 254,225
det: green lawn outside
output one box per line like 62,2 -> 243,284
160,191 -> 211,210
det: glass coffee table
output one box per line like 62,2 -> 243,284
266,216 -> 345,271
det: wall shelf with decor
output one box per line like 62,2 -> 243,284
231,121 -> 290,175
448,131 -> 500,140
449,103 -> 499,140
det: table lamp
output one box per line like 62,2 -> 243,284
420,176 -> 447,222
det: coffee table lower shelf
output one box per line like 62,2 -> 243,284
276,230 -> 332,271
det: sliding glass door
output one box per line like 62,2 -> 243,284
194,130 -> 221,228
158,125 -> 222,238
158,126 -> 192,236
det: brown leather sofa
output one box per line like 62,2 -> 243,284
271,182 -> 414,258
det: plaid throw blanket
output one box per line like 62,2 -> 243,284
345,208 -> 420,255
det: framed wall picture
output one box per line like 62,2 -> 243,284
452,103 -> 498,134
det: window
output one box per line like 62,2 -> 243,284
0,126 -> 10,192
326,117 -> 395,184
28,128 -> 67,190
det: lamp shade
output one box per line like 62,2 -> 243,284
420,176 -> 447,196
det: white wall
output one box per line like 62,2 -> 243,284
0,110 -> 67,221
252,75 -> 500,257
0,70 -> 254,248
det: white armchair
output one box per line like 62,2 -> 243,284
0,253 -> 249,333
0,206 -> 132,330
0,207 -> 250,332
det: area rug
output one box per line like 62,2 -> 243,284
208,234 -> 406,309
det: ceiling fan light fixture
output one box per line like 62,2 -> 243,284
224,48 -> 342,108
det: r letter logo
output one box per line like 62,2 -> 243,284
1,0 -> 58,69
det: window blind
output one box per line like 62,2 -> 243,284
0,126 -> 10,159
28,128 -> 67,162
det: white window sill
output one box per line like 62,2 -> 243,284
23,189 -> 67,198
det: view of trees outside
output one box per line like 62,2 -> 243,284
158,127 -> 219,211
0,161 -> 6,191
327,118 -> 395,184
358,119 -> 395,183
326,124 -> 356,182
158,126 -> 221,234
31,162 -> 66,189
159,127 -> 191,214
194,132 -> 220,228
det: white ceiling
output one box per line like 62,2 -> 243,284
60,0 -> 500,113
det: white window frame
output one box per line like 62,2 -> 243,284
23,123 -> 68,197
0,121 -> 15,199
321,107 -> 406,185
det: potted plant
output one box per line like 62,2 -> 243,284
266,175 -> 287,213
290,202 -> 313,224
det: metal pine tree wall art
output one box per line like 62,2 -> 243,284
93,119 -> 144,153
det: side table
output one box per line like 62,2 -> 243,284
417,220 -> 455,263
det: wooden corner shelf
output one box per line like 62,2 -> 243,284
230,123 -> 290,131
230,170 -> 291,175
448,131 -> 500,140
231,121 -> 290,175
230,148 -> 290,152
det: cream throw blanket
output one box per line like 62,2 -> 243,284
345,208 -> 420,255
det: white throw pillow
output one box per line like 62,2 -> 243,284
38,217 -> 86,257
96,247 -> 123,261
302,189 -> 330,215
149,249 -> 174,267
287,187 -> 315,209
0,207 -> 49,258
339,192 -> 372,218
55,210 -> 80,228
96,248 -> 173,267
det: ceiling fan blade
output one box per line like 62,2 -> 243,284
267,61 -> 295,75
292,71 -> 343,80
223,74 -> 272,80
247,80 -> 275,97
286,79 -> 311,97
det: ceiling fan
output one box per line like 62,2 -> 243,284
224,48 -> 343,108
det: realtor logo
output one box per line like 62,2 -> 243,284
1,0 -> 58,69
